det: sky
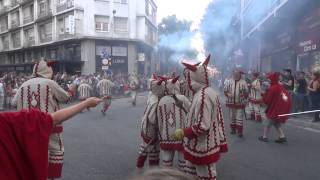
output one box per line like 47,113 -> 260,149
155,0 -> 212,60
155,0 -> 212,29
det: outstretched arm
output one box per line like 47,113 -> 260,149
51,97 -> 102,125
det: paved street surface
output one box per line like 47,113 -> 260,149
61,92 -> 320,180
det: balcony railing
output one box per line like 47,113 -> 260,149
56,0 -> 74,13
40,34 -> 52,43
38,9 -> 52,19
23,16 -> 34,24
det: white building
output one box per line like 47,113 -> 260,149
0,0 -> 157,75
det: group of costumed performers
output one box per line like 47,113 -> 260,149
137,55 -> 228,180
222,66 -> 295,145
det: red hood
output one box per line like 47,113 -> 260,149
268,72 -> 279,85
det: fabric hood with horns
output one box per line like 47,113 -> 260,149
32,60 -> 54,79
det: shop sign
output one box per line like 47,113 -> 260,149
299,40 -> 317,53
138,53 -> 145,62
96,46 -> 111,58
102,66 -> 109,70
112,58 -> 126,64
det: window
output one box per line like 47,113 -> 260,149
39,0 -> 51,16
12,31 -> 21,48
0,16 -> 8,32
25,28 -> 35,43
2,35 -> 9,49
39,21 -> 52,42
11,11 -> 20,27
23,4 -> 34,24
114,17 -> 127,32
57,18 -> 64,34
95,15 -> 109,32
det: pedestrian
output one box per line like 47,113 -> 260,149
224,69 -> 249,137
11,59 -> 76,180
248,72 -> 263,122
280,69 -> 294,112
97,75 -> 115,116
0,97 -> 102,180
294,72 -> 307,112
307,68 -> 320,122
129,73 -> 139,106
173,55 -> 228,180
157,76 -> 191,169
0,79 -> 4,111
136,74 -> 164,169
259,72 -> 292,143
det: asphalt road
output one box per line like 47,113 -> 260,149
61,93 -> 320,180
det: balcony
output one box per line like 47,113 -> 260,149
23,16 -> 34,24
56,0 -> 74,13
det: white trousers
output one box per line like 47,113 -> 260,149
184,160 -> 217,180
161,150 -> 185,170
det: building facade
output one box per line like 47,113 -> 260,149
0,0 -> 157,75
240,0 -> 320,73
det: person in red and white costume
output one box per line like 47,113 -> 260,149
180,68 -> 196,101
97,75 -> 115,116
0,97 -> 102,180
78,78 -> 92,112
12,58 -> 75,180
224,69 -> 249,137
129,73 -> 139,106
136,74 -> 164,169
248,72 -> 263,122
173,55 -> 228,180
157,76 -> 191,169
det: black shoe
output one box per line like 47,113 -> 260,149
275,137 -> 287,144
101,110 -> 106,116
258,136 -> 269,142
230,130 -> 236,135
238,134 -> 243,138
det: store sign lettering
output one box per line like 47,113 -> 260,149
112,59 -> 125,64
300,40 -> 317,52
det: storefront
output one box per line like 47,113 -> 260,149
296,7 -> 320,72
95,41 -> 128,75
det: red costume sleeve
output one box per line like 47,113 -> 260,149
0,109 -> 53,180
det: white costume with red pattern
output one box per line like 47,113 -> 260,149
181,55 -> 228,180
224,78 -> 248,136
248,78 -> 263,122
78,82 -> 92,100
97,78 -> 115,113
129,74 -> 139,106
136,75 -> 163,168
157,77 -> 191,169
12,60 -> 72,179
